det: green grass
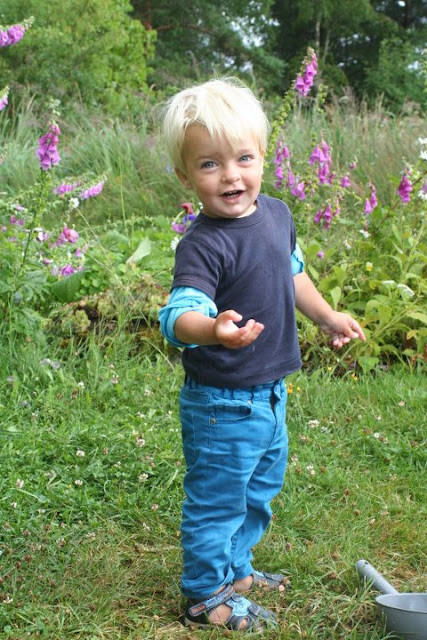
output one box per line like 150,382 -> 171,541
1,333 -> 425,639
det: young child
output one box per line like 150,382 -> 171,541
158,77 -> 365,633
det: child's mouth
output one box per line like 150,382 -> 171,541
222,190 -> 243,199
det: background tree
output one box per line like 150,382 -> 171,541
269,0 -> 426,108
0,0 -> 155,114
130,0 -> 284,94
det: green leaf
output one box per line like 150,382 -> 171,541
329,286 -> 342,310
126,238 -> 152,265
50,271 -> 85,303
358,356 -> 380,373
405,311 -> 427,325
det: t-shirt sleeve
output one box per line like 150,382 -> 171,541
172,238 -> 221,300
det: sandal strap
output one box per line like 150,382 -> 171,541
187,584 -> 235,618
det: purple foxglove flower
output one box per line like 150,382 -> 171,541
37,123 -> 61,171
295,50 -> 318,96
317,251 -> 325,259
349,161 -> 357,170
0,23 -> 27,47
398,174 -> 412,204
172,222 -> 186,234
341,175 -> 351,188
0,87 -> 9,111
295,75 -> 309,96
59,225 -> 79,244
80,181 -> 104,199
275,165 -> 284,181
317,163 -> 331,184
314,209 -> 323,224
60,264 -> 75,277
364,199 -> 373,214
291,181 -> 306,200
287,168 -> 295,187
369,188 -> 378,208
54,182 -> 81,195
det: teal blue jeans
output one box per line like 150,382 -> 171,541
179,377 -> 288,599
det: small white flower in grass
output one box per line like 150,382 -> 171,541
3,597 -> 13,604
142,522 -> 151,530
136,437 -> 146,447
144,388 -> 152,396
10,502 -> 17,509
16,478 -> 24,489
136,411 -> 145,418
343,239 -> 352,250
74,479 -> 83,486
359,229 -> 370,239
69,197 -> 80,210
151,503 -> 159,511
77,381 -> 85,389
86,532 -> 96,539
308,419 -> 319,427
398,401 -> 405,407
76,449 -> 85,457
138,473 -> 149,482
306,465 -> 316,476
419,150 -> 427,161
418,137 -> 427,145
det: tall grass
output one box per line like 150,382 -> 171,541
1,97 -> 425,228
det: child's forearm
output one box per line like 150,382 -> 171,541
175,311 -> 219,346
294,272 -> 334,325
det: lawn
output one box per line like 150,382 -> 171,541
1,339 -> 425,639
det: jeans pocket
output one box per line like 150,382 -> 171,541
211,399 -> 253,424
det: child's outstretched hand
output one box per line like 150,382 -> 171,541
214,310 -> 264,349
318,311 -> 366,349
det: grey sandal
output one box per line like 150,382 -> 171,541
184,583 -> 278,632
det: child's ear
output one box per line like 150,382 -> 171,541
175,168 -> 192,190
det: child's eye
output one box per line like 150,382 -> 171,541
201,160 -> 216,169
240,154 -> 254,162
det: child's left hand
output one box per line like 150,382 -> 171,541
318,312 -> 366,349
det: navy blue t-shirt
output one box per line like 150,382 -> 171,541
171,194 -> 302,387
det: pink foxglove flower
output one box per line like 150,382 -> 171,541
80,181 -> 104,199
295,50 -> 318,96
398,174 -> 412,204
365,185 -> 378,214
59,264 -> 75,277
0,86 -> 9,111
341,175 -> 351,188
54,182 -> 81,195
0,22 -> 29,47
37,123 -> 61,171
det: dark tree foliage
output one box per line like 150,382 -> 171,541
130,0 -> 285,94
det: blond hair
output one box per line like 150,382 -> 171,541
162,77 -> 270,173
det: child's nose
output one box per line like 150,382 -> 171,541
221,163 -> 240,183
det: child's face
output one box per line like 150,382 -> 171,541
176,125 -> 264,219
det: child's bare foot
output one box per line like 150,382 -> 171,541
234,570 -> 289,592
